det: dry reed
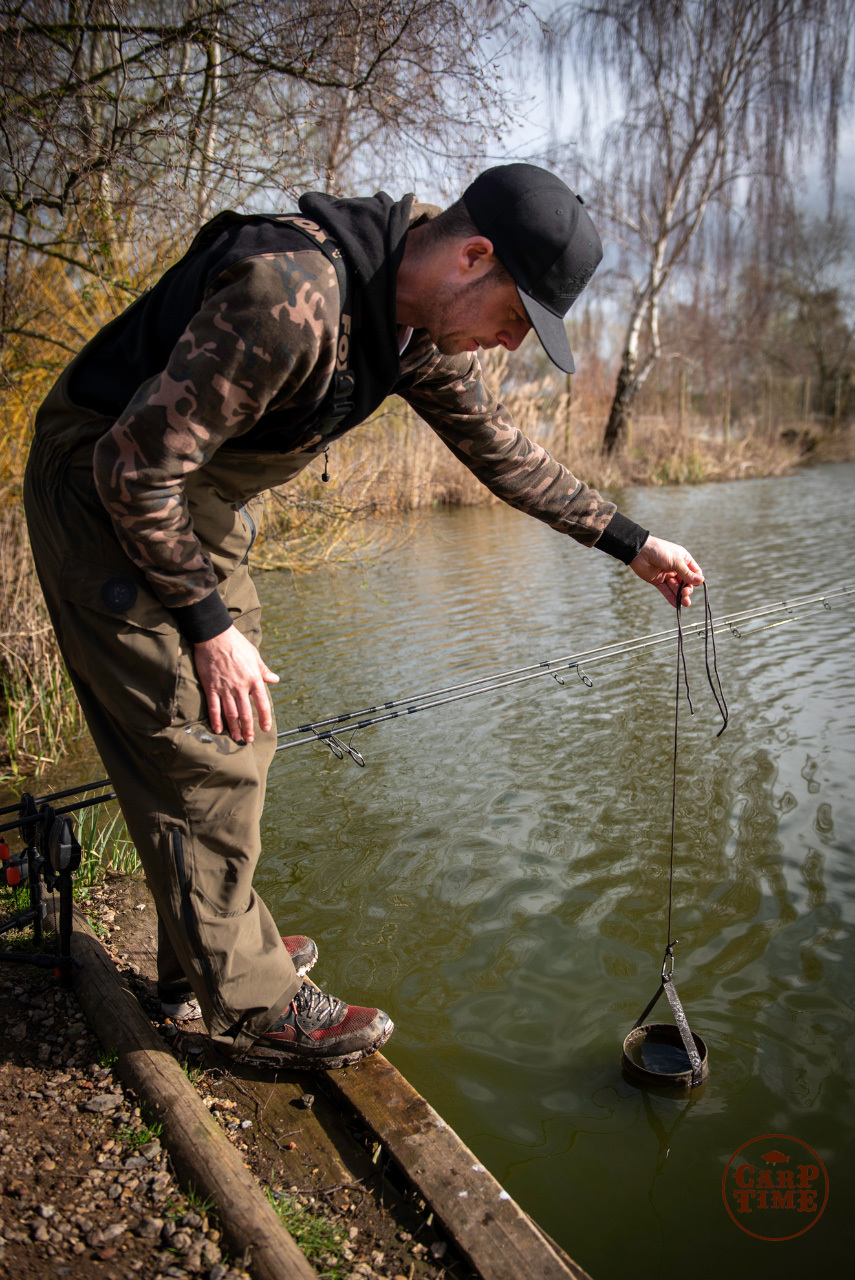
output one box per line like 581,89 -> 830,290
0,507 -> 86,776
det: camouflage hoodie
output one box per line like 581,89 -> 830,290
82,193 -> 648,642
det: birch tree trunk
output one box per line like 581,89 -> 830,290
544,0 -> 855,456
603,305 -> 645,454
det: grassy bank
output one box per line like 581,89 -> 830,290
2,344 -> 853,777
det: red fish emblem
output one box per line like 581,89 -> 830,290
761,1150 -> 790,1164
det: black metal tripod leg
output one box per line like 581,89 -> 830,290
58,870 -> 76,987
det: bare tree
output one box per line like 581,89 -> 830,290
544,0 -> 855,453
0,0 -> 524,368
758,208 -> 854,414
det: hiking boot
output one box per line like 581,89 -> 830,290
160,934 -> 319,1020
244,979 -> 394,1070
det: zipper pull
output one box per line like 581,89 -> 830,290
322,448 -> 330,482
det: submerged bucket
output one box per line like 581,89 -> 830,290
622,1020 -> 709,1089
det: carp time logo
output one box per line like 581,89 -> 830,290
722,1133 -> 829,1241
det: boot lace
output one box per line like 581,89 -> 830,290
292,981 -> 345,1028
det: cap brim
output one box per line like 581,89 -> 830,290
519,291 -> 575,374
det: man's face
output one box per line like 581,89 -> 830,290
422,271 -> 532,358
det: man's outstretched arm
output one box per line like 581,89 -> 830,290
399,345 -> 704,605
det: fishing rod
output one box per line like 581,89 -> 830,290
2,586 -> 850,815
274,585 -> 854,763
0,789 -> 118,837
0,777 -> 111,819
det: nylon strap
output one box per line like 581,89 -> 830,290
663,977 -> 704,1085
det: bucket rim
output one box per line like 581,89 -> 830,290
621,1020 -> 709,1088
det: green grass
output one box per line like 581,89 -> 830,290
181,1184 -> 215,1216
117,1120 -> 164,1150
74,801 -> 141,885
162,1182 -> 216,1221
266,1188 -> 347,1278
182,1060 -> 205,1085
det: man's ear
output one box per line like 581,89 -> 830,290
456,236 -> 496,282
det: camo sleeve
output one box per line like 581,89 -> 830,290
399,346 -> 648,556
92,250 -> 338,637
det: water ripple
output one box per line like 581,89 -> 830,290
258,464 -> 855,1280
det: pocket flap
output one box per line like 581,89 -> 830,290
59,556 -> 174,633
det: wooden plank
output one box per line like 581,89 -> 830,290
326,1054 -> 593,1280
226,1061 -> 373,1192
80,883 -> 592,1278
67,906 -> 318,1280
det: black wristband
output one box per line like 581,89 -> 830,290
595,512 -> 649,565
171,591 -> 233,643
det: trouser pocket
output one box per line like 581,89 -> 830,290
56,554 -> 209,731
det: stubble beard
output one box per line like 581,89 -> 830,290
423,274 -> 495,355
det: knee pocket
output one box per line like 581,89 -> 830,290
168,826 -> 257,919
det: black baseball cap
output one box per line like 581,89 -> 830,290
462,163 -> 602,373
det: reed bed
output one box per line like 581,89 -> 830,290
0,507 -> 86,776
74,802 -> 141,885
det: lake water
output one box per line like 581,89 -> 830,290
8,462 -> 855,1277
255,462 -> 855,1278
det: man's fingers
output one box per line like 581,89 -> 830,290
656,578 -> 692,608
220,692 -> 242,741
630,537 -> 704,609
235,689 -> 255,743
677,552 -> 704,584
193,630 -> 279,741
207,690 -> 223,735
251,677 -> 273,733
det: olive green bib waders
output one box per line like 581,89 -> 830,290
24,367 -> 320,1054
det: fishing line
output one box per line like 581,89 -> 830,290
623,583 -> 728,1089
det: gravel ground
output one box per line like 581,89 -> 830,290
0,957 -> 245,1280
0,877 -> 470,1280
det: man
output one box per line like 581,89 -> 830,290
24,163 -> 703,1070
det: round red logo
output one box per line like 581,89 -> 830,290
722,1133 -> 829,1241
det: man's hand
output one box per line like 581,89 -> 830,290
629,535 -> 704,608
193,626 -> 280,743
